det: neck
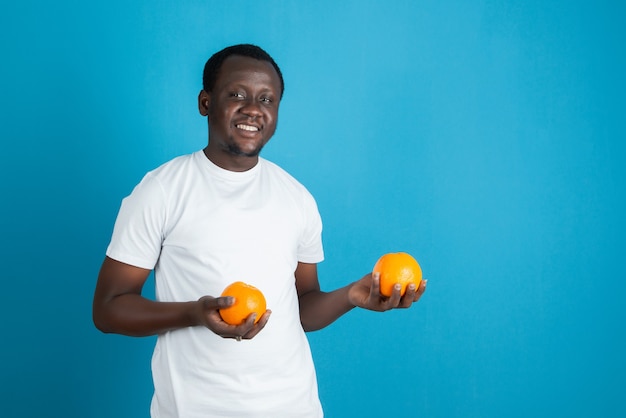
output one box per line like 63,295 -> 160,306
202,146 -> 259,172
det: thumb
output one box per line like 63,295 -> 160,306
200,295 -> 235,310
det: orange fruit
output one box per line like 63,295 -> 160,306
219,281 -> 267,325
372,252 -> 422,297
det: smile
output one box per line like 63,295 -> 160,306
236,124 -> 260,132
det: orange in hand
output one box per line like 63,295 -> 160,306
373,252 -> 422,297
219,281 -> 267,325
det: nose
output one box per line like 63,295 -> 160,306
240,100 -> 263,118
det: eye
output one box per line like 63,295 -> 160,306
260,96 -> 274,104
229,92 -> 245,99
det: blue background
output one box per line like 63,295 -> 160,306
1,1 -> 624,417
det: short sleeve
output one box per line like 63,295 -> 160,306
297,189 -> 324,264
106,173 -> 167,270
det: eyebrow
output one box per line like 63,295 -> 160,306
226,82 -> 279,95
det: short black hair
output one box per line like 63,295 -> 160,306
202,44 -> 285,99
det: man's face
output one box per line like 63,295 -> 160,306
200,55 -> 281,169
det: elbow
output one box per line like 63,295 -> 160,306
303,325 -> 322,333
298,291 -> 328,332
300,316 -> 324,332
93,317 -> 109,334
92,313 -> 108,333
92,303 -> 114,334
301,322 -> 316,333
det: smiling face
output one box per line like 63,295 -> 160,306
199,55 -> 282,171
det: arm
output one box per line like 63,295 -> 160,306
295,262 -> 427,332
92,256 -> 270,339
296,262 -> 355,332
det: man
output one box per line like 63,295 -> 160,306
93,44 -> 426,418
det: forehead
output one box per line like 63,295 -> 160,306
215,55 -> 281,91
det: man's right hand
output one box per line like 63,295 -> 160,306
93,256 -> 271,339
195,296 -> 272,341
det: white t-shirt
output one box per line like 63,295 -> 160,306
106,150 -> 325,418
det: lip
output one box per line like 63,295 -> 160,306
236,123 -> 261,132
233,119 -> 262,132
233,121 -> 262,138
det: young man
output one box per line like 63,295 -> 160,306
93,44 -> 426,418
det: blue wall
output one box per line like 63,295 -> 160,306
1,1 -> 624,417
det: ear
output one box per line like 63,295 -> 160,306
198,90 -> 210,117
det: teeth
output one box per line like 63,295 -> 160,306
237,124 -> 259,132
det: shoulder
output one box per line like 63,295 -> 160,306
146,151 -> 199,180
260,158 -> 310,193
124,152 -> 201,203
135,151 -> 204,192
259,158 -> 319,210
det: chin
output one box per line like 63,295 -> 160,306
228,144 -> 264,158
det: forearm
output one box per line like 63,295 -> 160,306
93,294 -> 199,337
299,284 -> 355,332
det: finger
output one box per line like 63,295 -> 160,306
201,298 -> 252,338
202,295 -> 235,310
370,272 -> 381,300
386,283 -> 403,309
234,310 -> 269,340
222,319 -> 255,341
206,312 -> 243,337
413,279 -> 427,302
243,310 -> 272,339
399,283 -> 417,308
197,297 -> 236,331
243,312 -> 258,329
256,309 -> 272,328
